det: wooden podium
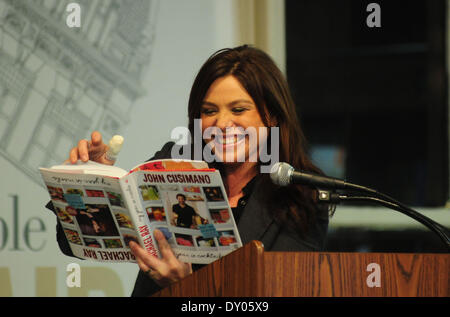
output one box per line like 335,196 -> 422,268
153,240 -> 449,297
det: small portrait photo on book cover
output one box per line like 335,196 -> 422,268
166,192 -> 209,229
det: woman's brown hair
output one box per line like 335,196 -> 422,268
188,45 -> 325,236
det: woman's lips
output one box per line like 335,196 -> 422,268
211,134 -> 246,150
213,134 -> 245,145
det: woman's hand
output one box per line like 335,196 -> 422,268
66,131 -> 113,165
129,229 -> 192,288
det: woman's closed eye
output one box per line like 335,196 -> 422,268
231,107 -> 248,114
201,107 -> 217,115
201,107 -> 247,115
200,102 -> 252,116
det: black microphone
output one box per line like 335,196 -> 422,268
270,162 -> 348,189
270,162 -> 450,251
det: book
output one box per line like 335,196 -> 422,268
39,159 -> 242,264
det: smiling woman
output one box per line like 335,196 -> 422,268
200,75 -> 267,165
53,45 -> 329,297
187,45 -> 326,219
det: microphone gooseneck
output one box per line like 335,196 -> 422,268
270,162 -> 450,251
270,162 -> 350,190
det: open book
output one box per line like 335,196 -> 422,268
39,159 -> 242,264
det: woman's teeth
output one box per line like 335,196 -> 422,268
215,135 -> 244,145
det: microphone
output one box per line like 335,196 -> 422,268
270,162 -> 450,250
270,162 -> 348,189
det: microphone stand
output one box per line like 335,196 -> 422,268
317,189 -> 450,252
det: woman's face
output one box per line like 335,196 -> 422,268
200,75 -> 267,165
